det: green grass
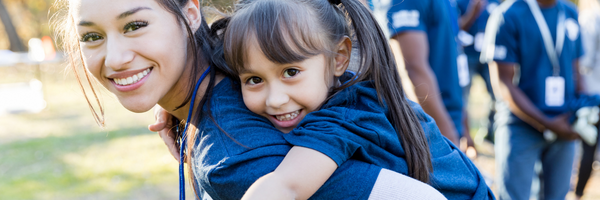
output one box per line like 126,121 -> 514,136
0,63 -> 195,199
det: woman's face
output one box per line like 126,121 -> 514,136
73,0 -> 193,113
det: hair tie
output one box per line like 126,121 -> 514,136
329,0 -> 342,5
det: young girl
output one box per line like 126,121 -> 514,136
221,0 -> 494,199
55,0 -> 447,199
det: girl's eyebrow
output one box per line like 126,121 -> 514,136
78,7 -> 151,26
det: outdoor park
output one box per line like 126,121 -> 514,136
0,0 -> 598,199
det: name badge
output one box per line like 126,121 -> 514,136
457,53 -> 470,87
545,76 -> 565,107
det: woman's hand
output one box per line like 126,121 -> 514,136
148,106 -> 181,162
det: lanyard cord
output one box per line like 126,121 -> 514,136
179,66 -> 211,200
526,0 -> 565,77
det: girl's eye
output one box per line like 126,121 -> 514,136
283,69 -> 299,78
124,20 -> 148,33
246,77 -> 263,85
80,33 -> 103,42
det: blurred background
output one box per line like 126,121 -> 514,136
0,0 -> 597,199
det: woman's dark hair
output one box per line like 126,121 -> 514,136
52,0 -> 233,197
222,0 -> 433,182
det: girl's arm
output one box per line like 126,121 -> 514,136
242,146 -> 338,200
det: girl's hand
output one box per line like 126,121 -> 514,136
148,106 -> 180,163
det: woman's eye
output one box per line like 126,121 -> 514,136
246,77 -> 263,85
80,33 -> 103,42
124,20 -> 148,33
283,69 -> 299,78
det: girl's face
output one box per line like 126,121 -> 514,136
239,43 -> 335,133
73,0 -> 193,113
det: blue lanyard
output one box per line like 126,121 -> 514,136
180,66 -> 211,200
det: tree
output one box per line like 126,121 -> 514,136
0,0 -> 26,52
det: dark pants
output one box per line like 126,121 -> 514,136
575,122 -> 600,197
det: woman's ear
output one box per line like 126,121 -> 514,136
184,0 -> 202,32
333,36 -> 352,77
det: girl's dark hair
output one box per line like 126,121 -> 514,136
53,0 -> 233,197
222,0 -> 433,182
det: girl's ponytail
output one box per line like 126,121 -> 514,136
336,0 -> 433,183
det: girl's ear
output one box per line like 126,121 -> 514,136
184,0 -> 202,32
333,36 -> 352,77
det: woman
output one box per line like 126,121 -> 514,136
54,0 -> 445,199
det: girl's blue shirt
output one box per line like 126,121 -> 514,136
192,77 -> 380,200
284,80 -> 494,199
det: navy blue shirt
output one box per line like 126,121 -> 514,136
192,78 -> 381,200
457,0 -> 501,57
492,0 -> 584,118
387,0 -> 464,134
284,81 -> 495,199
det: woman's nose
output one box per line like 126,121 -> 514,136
104,36 -> 134,71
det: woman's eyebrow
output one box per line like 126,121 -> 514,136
117,6 -> 152,20
78,7 -> 152,27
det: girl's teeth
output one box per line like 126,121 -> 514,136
276,111 -> 300,121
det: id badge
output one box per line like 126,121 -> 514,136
457,53 -> 470,87
545,76 -> 565,107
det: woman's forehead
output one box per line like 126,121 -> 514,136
72,0 -> 161,19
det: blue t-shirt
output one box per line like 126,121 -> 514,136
386,0 -> 464,134
284,81 -> 495,199
191,77 -> 382,200
492,0 -> 584,118
457,0 -> 501,57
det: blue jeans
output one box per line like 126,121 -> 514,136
494,118 -> 575,200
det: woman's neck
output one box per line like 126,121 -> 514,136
160,73 -> 226,121
537,0 -> 557,8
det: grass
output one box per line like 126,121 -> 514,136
0,63 -> 195,199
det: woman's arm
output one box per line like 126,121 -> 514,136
242,146 -> 338,200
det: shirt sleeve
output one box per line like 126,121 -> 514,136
493,12 -> 519,64
579,12 -> 597,68
282,107 -> 364,166
387,0 -> 426,37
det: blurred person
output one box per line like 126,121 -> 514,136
457,0 -> 500,147
575,0 -> 600,198
53,0 -> 457,199
481,0 -> 600,199
371,0 -> 464,146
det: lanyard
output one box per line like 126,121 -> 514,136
525,0 -> 565,76
179,66 -> 211,200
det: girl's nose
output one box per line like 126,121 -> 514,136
265,84 -> 290,109
104,36 -> 135,71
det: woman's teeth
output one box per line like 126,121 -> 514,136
276,110 -> 300,121
114,68 -> 151,86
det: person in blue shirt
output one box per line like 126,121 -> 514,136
57,0 -> 449,199
481,0 -> 599,199
457,0 -> 500,145
216,0 -> 494,199
373,0 -> 464,146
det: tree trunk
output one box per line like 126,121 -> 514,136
0,0 -> 26,52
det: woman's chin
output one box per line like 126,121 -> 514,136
119,100 -> 155,113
